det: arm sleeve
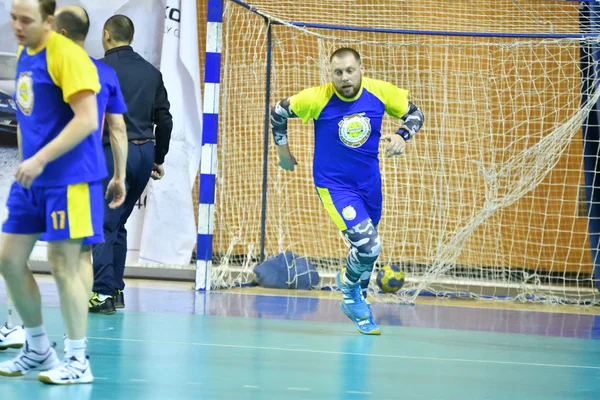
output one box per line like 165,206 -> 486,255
153,72 -> 173,165
396,101 -> 424,141
270,98 -> 297,145
372,79 -> 424,141
47,35 -> 100,102
378,80 -> 410,119
289,87 -> 317,124
289,85 -> 331,124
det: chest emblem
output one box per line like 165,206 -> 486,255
16,72 -> 34,116
338,113 -> 371,148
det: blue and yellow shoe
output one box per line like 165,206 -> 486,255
340,302 -> 382,335
336,271 -> 370,321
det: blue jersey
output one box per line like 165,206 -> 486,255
14,31 -> 102,187
290,77 -> 410,189
92,57 -> 127,127
34,57 -> 128,245
88,58 -> 127,174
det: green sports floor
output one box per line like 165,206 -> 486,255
1,279 -> 599,400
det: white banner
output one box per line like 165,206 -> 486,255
0,0 -> 200,267
139,0 -> 202,266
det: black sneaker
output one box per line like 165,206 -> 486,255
114,290 -> 124,309
88,293 -> 116,315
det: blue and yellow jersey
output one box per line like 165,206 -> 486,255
14,31 -> 103,187
92,58 -> 127,121
89,57 -> 127,174
290,77 -> 409,189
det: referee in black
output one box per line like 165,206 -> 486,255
89,14 -> 173,314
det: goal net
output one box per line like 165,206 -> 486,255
208,0 -> 600,304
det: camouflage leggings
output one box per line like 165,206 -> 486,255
343,218 -> 381,285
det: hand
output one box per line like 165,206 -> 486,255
15,156 -> 46,189
105,177 -> 126,209
151,163 -> 165,180
278,154 -> 298,171
382,134 -> 406,158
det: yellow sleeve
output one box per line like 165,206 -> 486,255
364,77 -> 410,119
290,83 -> 335,124
46,33 -> 100,103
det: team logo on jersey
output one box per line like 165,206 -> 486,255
16,72 -> 34,116
338,113 -> 371,148
342,205 -> 356,221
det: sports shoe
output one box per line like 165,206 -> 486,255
88,293 -> 116,315
38,356 -> 94,384
113,289 -> 124,309
341,302 -> 382,335
0,341 -> 60,377
0,323 -> 25,350
336,271 -> 370,321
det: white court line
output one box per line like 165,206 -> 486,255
244,385 -> 259,389
346,391 -> 372,395
95,377 -> 108,380
85,336 -> 600,371
130,379 -> 150,382
288,387 -> 310,391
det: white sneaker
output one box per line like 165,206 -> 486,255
38,356 -> 94,385
0,342 -> 60,377
0,324 -> 25,350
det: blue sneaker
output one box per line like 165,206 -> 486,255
336,271 -> 370,321
340,302 -> 381,335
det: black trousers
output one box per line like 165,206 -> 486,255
92,141 -> 155,296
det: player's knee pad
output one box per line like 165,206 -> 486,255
344,219 -> 382,266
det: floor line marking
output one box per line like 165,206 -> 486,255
84,336 -> 600,371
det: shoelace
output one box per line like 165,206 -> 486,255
56,357 -> 88,380
340,279 -> 363,301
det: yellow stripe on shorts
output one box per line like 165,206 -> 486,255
316,187 -> 347,231
67,183 -> 94,239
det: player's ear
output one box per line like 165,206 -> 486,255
44,15 -> 54,29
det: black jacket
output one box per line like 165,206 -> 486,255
100,46 -> 173,164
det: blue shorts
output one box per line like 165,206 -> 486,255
316,181 -> 382,231
2,181 -> 104,244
